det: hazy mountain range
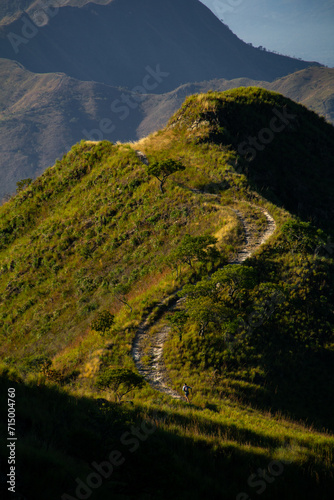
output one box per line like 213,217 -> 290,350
0,0 -> 332,201
200,0 -> 334,67
0,0 -> 318,90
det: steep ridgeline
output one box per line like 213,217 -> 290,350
138,66 -> 334,138
0,0 -> 318,91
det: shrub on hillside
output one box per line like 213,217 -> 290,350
91,310 -> 114,334
281,220 -> 326,254
96,368 -> 145,402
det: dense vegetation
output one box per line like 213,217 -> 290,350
0,88 -> 333,499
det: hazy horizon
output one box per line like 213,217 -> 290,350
200,0 -> 334,67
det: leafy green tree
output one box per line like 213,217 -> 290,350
185,296 -> 227,337
147,159 -> 185,193
170,234 -> 221,276
183,264 -> 257,304
96,368 -> 145,402
168,310 -> 189,340
237,282 -> 285,339
91,310 -> 114,335
178,265 -> 257,337
212,265 -> 257,305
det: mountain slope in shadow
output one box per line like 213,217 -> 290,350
0,0 -> 319,92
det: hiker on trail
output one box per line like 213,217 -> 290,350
182,383 -> 192,403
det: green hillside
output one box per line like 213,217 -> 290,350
0,88 -> 334,499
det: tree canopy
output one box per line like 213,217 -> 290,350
146,159 -> 185,193
96,368 -> 145,403
169,234 -> 222,276
178,265 -> 258,338
281,220 -> 325,254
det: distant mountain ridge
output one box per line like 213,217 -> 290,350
0,59 -> 147,201
138,66 -> 334,137
0,0 -> 110,24
200,0 -> 334,67
0,0 -> 327,200
0,60 -> 333,202
0,0 -> 319,92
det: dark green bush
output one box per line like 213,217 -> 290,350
91,310 -> 114,334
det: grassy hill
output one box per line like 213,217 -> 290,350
0,88 -> 334,499
165,87 -> 334,230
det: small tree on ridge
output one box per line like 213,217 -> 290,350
147,159 -> 185,193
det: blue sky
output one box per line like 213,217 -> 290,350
200,0 -> 334,67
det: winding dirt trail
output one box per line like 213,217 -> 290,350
230,208 -> 276,263
131,151 -> 277,400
